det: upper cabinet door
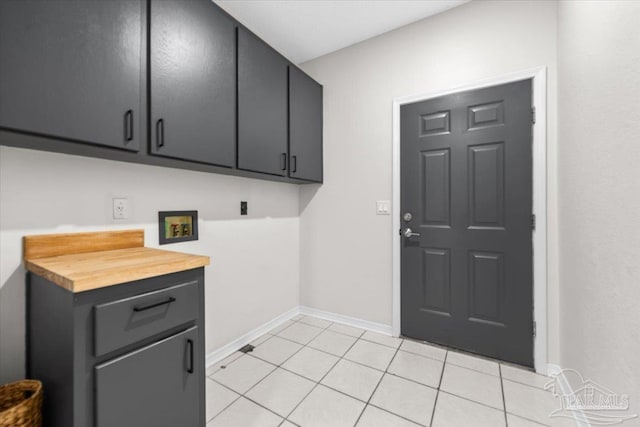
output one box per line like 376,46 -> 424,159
237,28 -> 288,176
289,67 -> 323,182
150,0 -> 235,167
0,1 -> 143,151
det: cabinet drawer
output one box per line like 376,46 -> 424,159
94,281 -> 198,356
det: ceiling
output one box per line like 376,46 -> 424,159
215,0 -> 470,64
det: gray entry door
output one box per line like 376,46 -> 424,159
400,80 -> 533,367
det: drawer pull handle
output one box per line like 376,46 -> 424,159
187,339 -> 194,374
133,297 -> 176,312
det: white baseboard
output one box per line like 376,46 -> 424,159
547,364 -> 591,427
205,306 -> 299,368
298,306 -> 393,336
205,305 -> 393,368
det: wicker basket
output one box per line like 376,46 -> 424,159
0,380 -> 42,427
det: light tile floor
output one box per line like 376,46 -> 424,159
206,315 -> 576,427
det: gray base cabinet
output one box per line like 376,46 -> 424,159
27,268 -> 205,427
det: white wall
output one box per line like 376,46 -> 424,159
558,0 -> 640,404
0,146 -> 300,384
299,0 -> 561,364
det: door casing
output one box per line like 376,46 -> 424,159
391,66 -> 548,374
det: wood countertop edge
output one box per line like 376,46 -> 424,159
25,248 -> 210,293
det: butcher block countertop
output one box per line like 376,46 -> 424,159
23,229 -> 210,293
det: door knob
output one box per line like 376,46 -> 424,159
403,228 -> 421,238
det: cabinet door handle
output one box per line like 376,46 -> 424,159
186,339 -> 194,374
156,119 -> 164,148
280,153 -> 287,171
133,297 -> 176,312
124,110 -> 134,142
292,155 -> 297,173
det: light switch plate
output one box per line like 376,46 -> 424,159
376,200 -> 390,215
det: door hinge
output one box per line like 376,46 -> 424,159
399,228 -> 402,236
531,214 -> 536,231
532,321 -> 537,337
531,107 -> 536,124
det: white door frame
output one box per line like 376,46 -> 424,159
391,66 -> 548,374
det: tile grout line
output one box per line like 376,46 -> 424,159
278,317 -> 342,423
443,359 -> 502,377
204,378 -> 243,424
357,338 -> 441,427
428,349 -> 449,427
435,389 -> 511,414
208,318 -> 334,425
251,318 -> 345,424
281,327 -> 367,424
500,364 -> 509,427
209,367 -> 282,423
351,337 -> 411,427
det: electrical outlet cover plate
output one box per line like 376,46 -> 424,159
112,198 -> 130,220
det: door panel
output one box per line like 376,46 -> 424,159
0,0 -> 143,151
289,66 -> 323,182
421,248 -> 451,315
401,80 -> 533,366
421,149 -> 451,226
150,0 -> 235,166
237,28 -> 288,176
95,327 -> 199,427
468,143 -> 505,228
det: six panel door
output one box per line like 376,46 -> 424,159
0,0 -> 143,151
237,28 -> 289,176
150,0 -> 235,166
289,66 -> 323,182
400,80 -> 534,366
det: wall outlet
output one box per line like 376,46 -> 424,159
376,200 -> 390,215
240,201 -> 248,215
112,198 -> 130,220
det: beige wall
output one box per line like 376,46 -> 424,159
0,146 -> 300,384
558,0 -> 640,404
299,0 -> 561,364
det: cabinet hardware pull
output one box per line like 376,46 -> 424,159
124,110 -> 134,142
281,153 -> 287,171
187,339 -> 194,374
133,297 -> 176,312
156,119 -> 164,148
292,155 -> 297,173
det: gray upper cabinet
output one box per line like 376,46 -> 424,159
0,0 -> 143,151
289,66 -> 323,182
150,0 -> 235,167
238,28 -> 289,176
0,1 -> 323,184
